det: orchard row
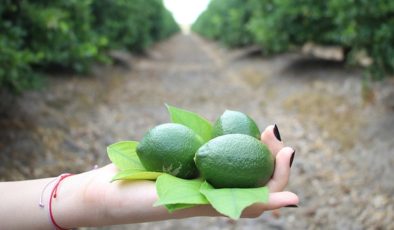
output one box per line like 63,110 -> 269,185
0,0 -> 179,92
193,0 -> 394,80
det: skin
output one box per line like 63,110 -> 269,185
0,125 -> 298,229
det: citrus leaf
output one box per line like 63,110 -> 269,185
199,181 -> 269,220
154,174 -> 209,210
107,141 -> 145,171
111,169 -> 163,182
165,104 -> 212,143
165,204 -> 197,213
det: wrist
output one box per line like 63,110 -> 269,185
48,174 -> 74,230
51,170 -> 105,228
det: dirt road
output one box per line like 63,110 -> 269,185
1,34 -> 393,229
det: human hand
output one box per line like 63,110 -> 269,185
55,125 -> 298,228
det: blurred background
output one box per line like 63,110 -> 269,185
1,0 -> 393,229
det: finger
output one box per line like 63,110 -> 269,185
267,147 -> 294,192
242,191 -> 299,218
261,125 -> 284,156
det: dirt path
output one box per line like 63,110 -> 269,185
1,34 -> 393,229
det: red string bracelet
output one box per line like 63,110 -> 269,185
48,173 -> 74,230
40,166 -> 98,229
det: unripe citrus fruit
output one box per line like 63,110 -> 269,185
212,110 -> 260,139
195,134 -> 274,188
136,123 -> 204,179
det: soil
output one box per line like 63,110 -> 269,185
1,34 -> 393,229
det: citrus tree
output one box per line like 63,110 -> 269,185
193,0 -> 394,79
192,0 -> 254,47
328,0 -> 394,79
92,0 -> 179,53
0,0 -> 179,92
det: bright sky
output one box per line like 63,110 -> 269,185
163,0 -> 210,26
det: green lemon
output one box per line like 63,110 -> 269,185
136,123 -> 204,179
195,134 -> 275,188
212,110 -> 260,139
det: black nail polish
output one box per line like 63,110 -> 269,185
273,124 -> 282,141
290,150 -> 295,168
285,205 -> 298,208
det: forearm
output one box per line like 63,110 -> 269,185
0,177 -> 56,229
0,171 -> 101,229
0,166 -> 164,229
0,162 -> 298,228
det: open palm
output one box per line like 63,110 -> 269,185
79,125 -> 298,227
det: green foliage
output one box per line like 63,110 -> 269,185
200,181 -> 269,219
160,8 -> 181,39
166,104 -> 213,143
111,169 -> 163,182
0,1 -> 43,92
106,105 -> 270,219
248,0 -> 337,54
328,0 -> 394,79
154,174 -> 209,212
106,140 -> 163,182
107,141 -> 144,171
192,0 -> 254,47
193,0 -> 394,79
20,0 -> 107,73
91,0 -> 179,53
154,173 -> 269,219
0,0 -> 179,92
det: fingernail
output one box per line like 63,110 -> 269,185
285,205 -> 298,208
290,150 -> 295,168
273,124 -> 282,141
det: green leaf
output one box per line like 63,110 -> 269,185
111,169 -> 163,182
199,182 -> 269,220
154,174 -> 209,210
165,204 -> 197,213
107,141 -> 145,171
165,104 -> 212,143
